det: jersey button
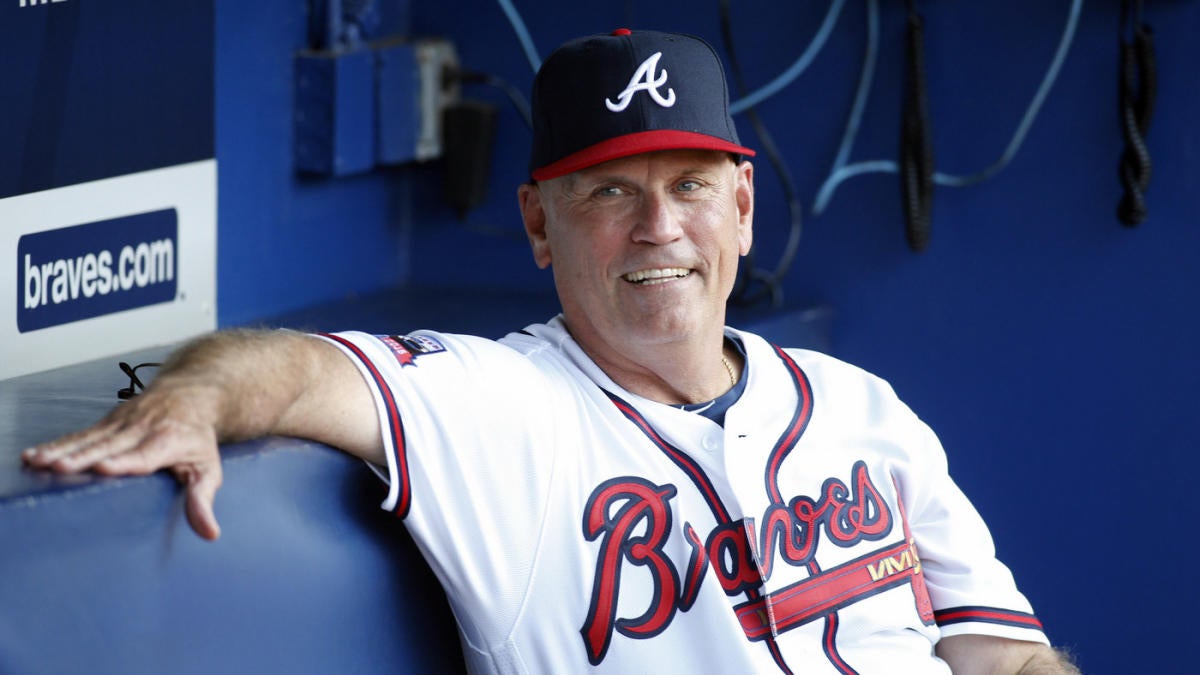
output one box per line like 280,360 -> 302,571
702,431 -> 721,452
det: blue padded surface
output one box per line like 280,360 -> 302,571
1,285 -> 829,674
2,440 -> 464,674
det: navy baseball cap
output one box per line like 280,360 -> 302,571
528,28 -> 755,181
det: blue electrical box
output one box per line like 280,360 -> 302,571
376,40 -> 420,165
294,38 -> 457,177
294,48 -> 376,176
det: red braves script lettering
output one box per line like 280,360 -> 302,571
580,478 -> 705,665
580,462 -> 892,664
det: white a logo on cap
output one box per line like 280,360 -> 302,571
605,52 -> 676,112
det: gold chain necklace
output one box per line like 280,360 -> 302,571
721,354 -> 737,388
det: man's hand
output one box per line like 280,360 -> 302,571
21,328 -> 384,541
23,373 -> 226,539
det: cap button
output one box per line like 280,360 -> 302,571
611,28 -> 632,36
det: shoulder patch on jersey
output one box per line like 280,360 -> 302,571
377,334 -> 446,367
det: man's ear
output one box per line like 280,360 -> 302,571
518,183 -> 553,269
735,161 -> 755,255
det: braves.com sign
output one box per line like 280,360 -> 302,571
18,210 -> 178,332
0,0 -> 214,379
0,161 -> 216,380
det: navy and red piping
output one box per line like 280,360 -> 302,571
320,333 -> 412,518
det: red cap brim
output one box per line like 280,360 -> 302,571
531,130 -> 755,181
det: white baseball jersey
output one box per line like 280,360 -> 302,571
318,317 -> 1048,674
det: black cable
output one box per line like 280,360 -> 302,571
437,68 -> 533,231
453,68 -> 533,130
719,0 -> 805,309
1117,0 -> 1155,227
900,0 -> 935,252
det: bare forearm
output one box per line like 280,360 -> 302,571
152,328 -> 382,459
156,328 -> 324,442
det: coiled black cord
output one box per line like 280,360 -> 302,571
719,0 -> 805,308
1117,0 -> 1155,227
900,0 -> 935,251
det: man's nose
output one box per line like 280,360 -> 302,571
632,192 -> 684,244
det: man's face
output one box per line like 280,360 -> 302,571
520,149 -> 754,358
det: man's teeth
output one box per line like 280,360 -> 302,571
623,268 -> 691,285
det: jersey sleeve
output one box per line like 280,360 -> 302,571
315,329 -> 558,649
894,411 -> 1051,646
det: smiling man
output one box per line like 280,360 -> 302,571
24,29 -> 1078,674
520,149 -> 753,407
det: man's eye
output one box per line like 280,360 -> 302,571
596,186 -> 624,197
677,180 -> 701,192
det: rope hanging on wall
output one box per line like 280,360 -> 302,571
900,0 -> 935,251
1117,0 -> 1156,227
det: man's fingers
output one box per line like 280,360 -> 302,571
23,377 -> 227,543
23,402 -> 158,471
21,422 -> 120,469
41,420 -> 169,475
25,405 -> 226,542
91,429 -> 189,476
177,463 -> 223,541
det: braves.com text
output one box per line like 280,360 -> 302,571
23,240 -> 174,311
16,208 -> 179,332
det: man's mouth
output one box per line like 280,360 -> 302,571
622,268 -> 692,286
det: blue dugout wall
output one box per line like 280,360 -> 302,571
403,4 -> 1199,672
5,1 -> 1198,673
